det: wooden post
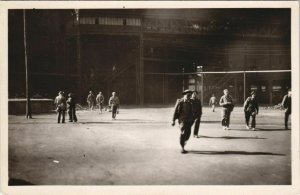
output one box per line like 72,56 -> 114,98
23,10 -> 32,119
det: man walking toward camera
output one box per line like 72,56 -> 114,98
219,89 -> 234,130
172,89 -> 194,154
109,92 -> 120,120
243,91 -> 259,130
191,91 -> 202,138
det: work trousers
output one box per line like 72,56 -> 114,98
112,105 -> 118,119
57,108 -> 65,123
68,107 -> 77,122
285,111 -> 291,128
245,112 -> 256,128
193,117 -> 201,136
221,108 -> 231,127
179,120 -> 193,147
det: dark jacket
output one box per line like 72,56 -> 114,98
243,97 -> 259,114
67,96 -> 76,109
281,95 -> 291,113
173,98 -> 194,122
219,95 -> 234,111
191,97 -> 202,118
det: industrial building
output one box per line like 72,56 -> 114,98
8,9 -> 291,105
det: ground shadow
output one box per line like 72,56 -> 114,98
187,150 -> 285,156
255,128 -> 291,131
230,128 -> 290,132
201,121 -> 221,124
9,178 -> 35,185
198,135 -> 266,139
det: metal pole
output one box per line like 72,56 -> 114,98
243,71 -> 246,102
75,9 -> 82,103
201,73 -> 204,104
182,67 -> 185,91
23,10 -> 32,119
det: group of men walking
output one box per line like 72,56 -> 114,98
172,88 -> 292,154
54,91 -> 120,123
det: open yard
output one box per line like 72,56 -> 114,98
8,106 -> 291,185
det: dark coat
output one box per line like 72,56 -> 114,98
282,95 -> 291,113
191,98 -> 202,118
173,98 -> 194,122
243,97 -> 259,114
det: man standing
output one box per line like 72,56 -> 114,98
67,93 -> 77,122
96,91 -> 105,114
87,91 -> 95,110
191,91 -> 202,138
54,91 -> 66,123
109,92 -> 120,120
281,89 -> 291,130
209,94 -> 217,112
219,89 -> 234,130
172,89 -> 194,153
243,91 -> 259,130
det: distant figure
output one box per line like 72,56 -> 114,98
87,91 -> 95,110
54,91 -> 66,123
172,89 -> 194,154
191,91 -> 202,138
67,93 -> 77,122
281,89 -> 291,130
243,91 -> 259,130
96,91 -> 105,114
109,92 -> 120,120
219,89 -> 234,130
209,94 -> 217,112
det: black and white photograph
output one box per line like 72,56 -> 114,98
0,1 -> 299,195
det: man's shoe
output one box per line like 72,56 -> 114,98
246,125 -> 250,129
181,148 -> 187,154
251,127 -> 256,131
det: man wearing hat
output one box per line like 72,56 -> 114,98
67,93 -> 77,122
54,91 -> 67,123
191,91 -> 202,138
243,91 -> 259,130
281,88 -> 291,130
87,91 -> 95,110
219,89 -> 234,130
172,89 -> 194,153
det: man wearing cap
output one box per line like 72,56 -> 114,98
109,92 -> 120,120
96,91 -> 105,114
243,91 -> 259,130
87,91 -> 95,110
281,89 -> 291,130
67,93 -> 77,122
172,89 -> 194,153
219,89 -> 234,130
191,91 -> 202,138
54,91 -> 67,123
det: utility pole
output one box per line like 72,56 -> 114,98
23,10 -> 32,119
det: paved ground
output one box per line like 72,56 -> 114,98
8,106 -> 291,185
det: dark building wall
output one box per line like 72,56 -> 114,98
8,9 -> 291,105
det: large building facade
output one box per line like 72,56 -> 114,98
9,9 -> 291,105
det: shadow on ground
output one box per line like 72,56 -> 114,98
198,135 -> 266,139
187,150 -> 285,156
9,178 -> 35,185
